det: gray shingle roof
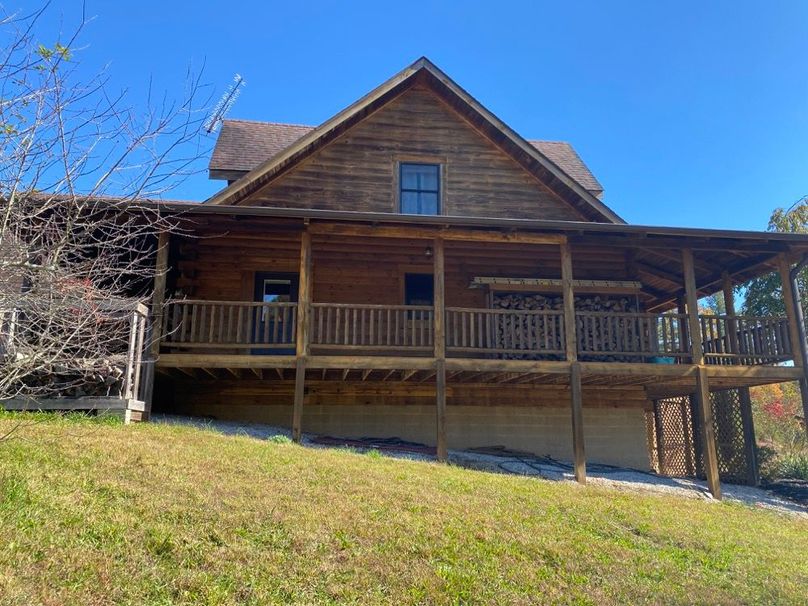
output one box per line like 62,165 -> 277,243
209,119 -> 604,195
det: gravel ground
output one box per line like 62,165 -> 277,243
154,414 -> 808,518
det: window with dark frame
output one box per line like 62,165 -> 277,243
400,163 -> 440,215
404,273 -> 434,306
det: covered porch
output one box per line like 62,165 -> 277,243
148,206 -> 808,499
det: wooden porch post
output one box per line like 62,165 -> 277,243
777,255 -> 808,438
561,240 -> 585,484
683,248 -> 721,499
142,230 -> 170,418
433,237 -> 447,462
292,229 -> 312,443
723,273 -> 759,486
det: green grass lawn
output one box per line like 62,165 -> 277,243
0,414 -> 806,605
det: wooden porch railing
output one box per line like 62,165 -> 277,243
575,312 -> 689,361
310,303 -> 433,350
162,300 -> 297,349
158,300 -> 793,366
445,307 -> 565,356
699,314 -> 791,365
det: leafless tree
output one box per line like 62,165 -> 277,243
0,3 -> 210,416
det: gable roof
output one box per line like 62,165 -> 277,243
209,120 -> 604,198
205,57 -> 622,223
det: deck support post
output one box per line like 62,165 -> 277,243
292,229 -> 312,443
778,255 -> 808,438
561,240 -> 585,484
433,237 -> 447,461
143,230 -> 170,419
683,248 -> 721,499
723,273 -> 759,486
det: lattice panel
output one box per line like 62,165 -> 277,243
651,389 -> 752,485
650,396 -> 697,477
708,389 -> 747,484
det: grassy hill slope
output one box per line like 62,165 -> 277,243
0,414 -> 806,605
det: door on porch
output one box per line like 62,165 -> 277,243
253,272 -> 298,355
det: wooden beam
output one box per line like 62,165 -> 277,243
143,230 -> 170,418
308,222 -> 566,245
695,366 -> 722,499
434,237 -> 448,462
560,242 -> 577,363
570,361 -> 586,484
682,249 -> 703,365
777,254 -> 808,438
445,358 -> 570,374
561,241 -> 585,484
401,369 -> 418,382
156,354 -> 296,369
292,229 -> 312,443
201,368 -> 218,380
305,356 -> 435,370
778,256 -> 804,368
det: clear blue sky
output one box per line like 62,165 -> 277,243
14,0 -> 808,230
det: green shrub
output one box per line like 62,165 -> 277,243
268,434 -> 292,444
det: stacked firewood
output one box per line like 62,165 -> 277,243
18,357 -> 128,398
492,294 -> 640,361
492,293 -> 637,313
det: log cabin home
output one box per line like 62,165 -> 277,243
142,58 -> 808,499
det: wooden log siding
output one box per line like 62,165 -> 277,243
310,303 -> 434,350
575,311 -> 688,361
445,307 -> 564,356
162,300 -> 297,348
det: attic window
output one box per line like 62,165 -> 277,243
400,163 -> 440,215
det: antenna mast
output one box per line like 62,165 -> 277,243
204,73 -> 246,133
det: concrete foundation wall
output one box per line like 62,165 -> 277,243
168,399 -> 651,470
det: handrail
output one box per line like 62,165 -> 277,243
575,311 -> 688,360
311,302 -> 433,349
162,300 -> 297,349
157,300 -> 794,365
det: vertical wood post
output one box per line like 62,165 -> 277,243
778,256 -> 805,368
142,231 -> 170,418
723,273 -> 759,485
292,229 -> 312,443
722,273 -> 740,358
561,240 -> 585,484
652,401 -> 667,475
433,237 -> 447,461
677,295 -> 689,356
778,255 -> 808,438
683,248 -> 721,499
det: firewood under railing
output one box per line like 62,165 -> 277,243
575,311 -> 689,361
445,307 -> 565,356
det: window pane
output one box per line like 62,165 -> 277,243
405,273 -> 434,306
401,191 -> 439,215
263,279 -> 291,303
401,163 -> 439,191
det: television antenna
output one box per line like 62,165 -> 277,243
204,74 -> 246,133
